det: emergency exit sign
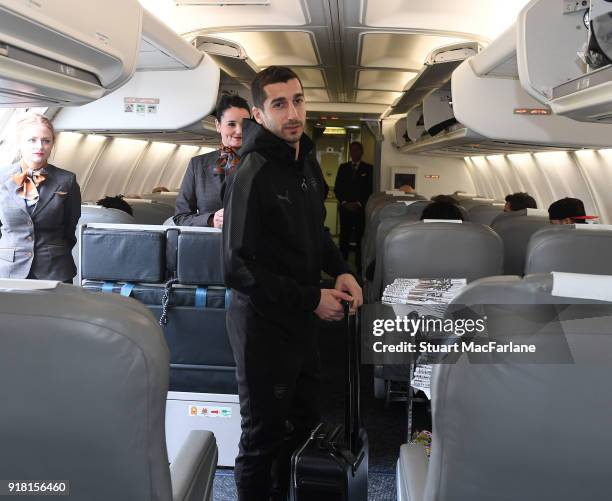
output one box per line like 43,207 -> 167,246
425,175 -> 440,179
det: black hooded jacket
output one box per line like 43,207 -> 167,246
223,120 -> 349,326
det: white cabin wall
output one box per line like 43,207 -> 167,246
464,151 -> 611,224
380,120 -> 476,198
52,132 -> 212,201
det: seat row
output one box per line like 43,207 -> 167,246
397,271 -> 612,501
0,279 -> 217,501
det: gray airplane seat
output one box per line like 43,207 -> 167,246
397,272 -> 612,501
457,197 -> 496,211
364,214 -> 419,303
362,198 -> 429,279
80,225 -> 236,394
374,221 -> 503,402
490,208 -> 550,275
383,221 -> 503,290
72,205 -> 136,284
467,202 -> 504,225
526,224 -> 612,275
0,279 -> 217,501
143,191 -> 179,207
124,198 -> 176,225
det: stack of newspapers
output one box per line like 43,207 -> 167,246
382,278 -> 468,399
382,278 -> 467,306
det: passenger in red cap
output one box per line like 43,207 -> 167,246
548,197 -> 598,224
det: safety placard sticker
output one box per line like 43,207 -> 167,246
124,97 -> 160,114
188,405 -> 232,418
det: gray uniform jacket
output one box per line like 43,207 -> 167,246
0,163 -> 81,281
173,150 -> 223,226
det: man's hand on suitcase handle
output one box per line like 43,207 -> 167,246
334,273 -> 363,315
315,289 -> 352,321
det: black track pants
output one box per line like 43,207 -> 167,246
227,292 -> 321,501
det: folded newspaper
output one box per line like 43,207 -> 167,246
383,278 -> 467,399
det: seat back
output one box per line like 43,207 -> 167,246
424,273 -> 612,501
143,192 -> 179,207
0,281 -> 172,501
365,214 -> 419,302
73,205 -> 136,284
362,198 -> 429,276
526,225 -> 612,275
491,208 -> 550,274
467,203 -> 504,225
124,199 -> 176,225
383,221 -> 503,289
80,224 -> 236,395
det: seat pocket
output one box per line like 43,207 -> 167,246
0,248 -> 16,262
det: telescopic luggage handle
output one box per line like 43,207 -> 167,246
342,300 -> 361,455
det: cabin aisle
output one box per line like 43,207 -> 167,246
212,316 -> 406,500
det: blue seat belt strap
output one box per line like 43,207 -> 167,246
120,282 -> 135,297
225,288 -> 232,308
195,287 -> 208,308
102,282 -> 115,293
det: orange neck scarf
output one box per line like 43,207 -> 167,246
12,165 -> 47,200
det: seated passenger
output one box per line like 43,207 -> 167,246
96,195 -> 133,216
173,94 -> 251,228
548,197 -> 597,224
431,194 -> 459,205
420,201 -> 464,221
152,186 -> 169,193
504,192 -> 537,212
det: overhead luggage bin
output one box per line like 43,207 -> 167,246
0,0 -> 142,107
53,54 -> 219,134
396,21 -> 612,157
517,0 -> 612,123
382,42 -> 481,119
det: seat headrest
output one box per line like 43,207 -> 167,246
383,222 -> 503,284
526,225 -> 612,275
176,230 -> 224,285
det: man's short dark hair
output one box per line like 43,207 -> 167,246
349,141 -> 363,151
97,195 -> 133,216
251,66 -> 303,109
505,192 -> 537,211
420,201 -> 464,221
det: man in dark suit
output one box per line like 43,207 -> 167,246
334,141 -> 373,275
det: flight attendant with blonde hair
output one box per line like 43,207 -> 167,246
0,112 -> 81,281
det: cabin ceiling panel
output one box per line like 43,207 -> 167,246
291,67 -> 326,88
304,88 -> 330,102
213,31 -> 319,67
355,90 -> 402,105
361,0 -> 531,41
357,70 -> 417,92
359,33 -> 468,69
137,40 -> 190,70
139,0 -> 309,34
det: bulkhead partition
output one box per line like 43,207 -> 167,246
79,223 -> 236,395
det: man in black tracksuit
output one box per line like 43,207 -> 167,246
223,66 -> 363,501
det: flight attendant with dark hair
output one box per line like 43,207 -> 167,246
174,94 -> 251,228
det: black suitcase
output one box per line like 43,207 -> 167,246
290,301 -> 368,500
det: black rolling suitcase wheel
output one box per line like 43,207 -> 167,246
290,301 -> 368,500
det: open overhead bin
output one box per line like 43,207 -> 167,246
393,23 -> 612,156
53,11 -> 220,144
382,42 -> 482,119
517,0 -> 612,122
0,0 -> 142,107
